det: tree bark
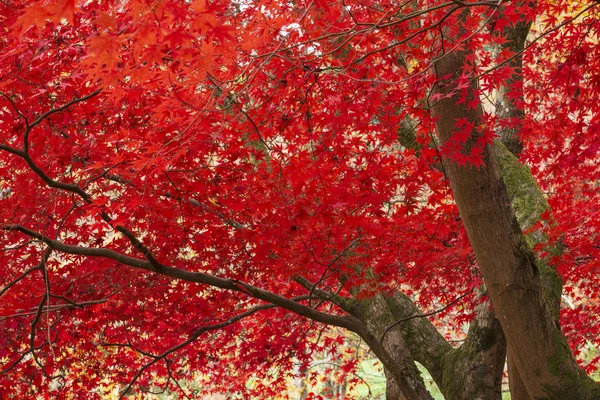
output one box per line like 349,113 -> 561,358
385,371 -> 406,400
433,41 -> 600,399
493,8 -> 532,156
350,291 -> 506,400
508,347 -> 531,400
439,301 -> 506,400
496,141 -> 564,400
352,294 -> 435,400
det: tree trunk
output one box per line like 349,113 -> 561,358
350,292 -> 506,400
385,371 -> 406,400
433,39 -> 600,398
353,294 -> 435,400
493,7 -> 532,157
508,346 -> 531,400
439,301 -> 506,400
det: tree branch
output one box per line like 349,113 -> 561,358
380,290 -> 472,343
107,296 -> 310,398
2,225 -> 361,331
0,264 -> 42,299
28,90 -> 102,130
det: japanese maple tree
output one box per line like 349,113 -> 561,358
1,0 -> 600,398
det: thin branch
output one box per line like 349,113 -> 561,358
476,2 -> 600,81
166,362 -> 192,400
0,298 -> 111,321
307,238 -> 360,306
0,92 -> 162,271
29,249 -> 53,372
0,240 -> 37,252
380,290 -> 472,342
22,90 -> 101,154
0,264 -> 42,299
113,297 -> 309,398
50,292 -> 118,308
253,0 -> 498,60
0,92 -> 28,124
293,275 -> 349,309
28,90 -> 101,130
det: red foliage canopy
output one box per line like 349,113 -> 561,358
0,0 -> 599,397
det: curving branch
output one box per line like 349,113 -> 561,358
380,289 -> 472,343
105,296 -> 310,398
2,224 -> 361,331
29,249 -> 53,373
0,264 -> 42,299
27,90 -> 102,130
0,88 -> 164,271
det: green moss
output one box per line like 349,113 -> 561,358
543,334 -> 600,399
440,349 -> 468,398
496,141 -> 563,320
539,259 -> 563,322
495,141 -> 547,234
438,320 -> 504,399
398,122 -> 419,151
548,340 -> 572,377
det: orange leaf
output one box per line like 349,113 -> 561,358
13,4 -> 51,34
49,0 -> 76,25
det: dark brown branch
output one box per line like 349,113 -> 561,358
305,238 -> 359,306
0,264 -> 42,298
3,225 -> 360,331
0,143 -> 25,157
29,249 -> 53,373
97,172 -> 247,230
13,152 -> 160,268
28,90 -> 102,130
1,240 -> 38,252
253,1 -> 499,60
0,90 -> 162,270
0,298 -> 111,321
0,92 -> 28,124
112,297 -> 310,398
166,363 -> 192,400
22,90 -> 101,154
293,275 -> 350,309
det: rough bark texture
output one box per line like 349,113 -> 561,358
385,372 -> 406,400
345,143 -> 570,400
433,45 -> 600,398
439,301 -> 506,400
349,291 -> 506,400
352,294 -> 435,400
508,347 -> 531,400
493,11 -> 545,397
496,108 -> 563,400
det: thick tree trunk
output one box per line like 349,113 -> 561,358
439,301 -> 506,400
324,116 -> 572,399
508,347 -> 531,400
350,292 -> 506,400
353,294 -> 435,400
385,371 -> 406,400
340,141 -> 566,400
433,44 -> 600,398
496,141 -> 564,400
492,12 -> 563,396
